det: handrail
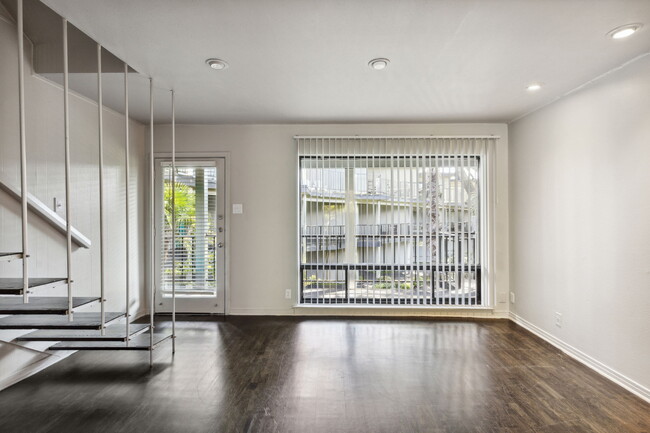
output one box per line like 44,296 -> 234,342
0,176 -> 91,248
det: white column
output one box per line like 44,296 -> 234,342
62,18 -> 73,321
344,164 -> 357,293
17,0 -> 29,302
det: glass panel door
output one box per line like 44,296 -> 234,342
155,158 -> 225,314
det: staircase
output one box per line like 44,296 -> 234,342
0,0 -> 175,371
0,221 -> 171,356
0,255 -> 171,355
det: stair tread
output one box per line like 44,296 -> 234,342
0,297 -> 98,314
0,312 -> 124,329
17,323 -> 150,341
48,332 -> 172,350
0,277 -> 67,295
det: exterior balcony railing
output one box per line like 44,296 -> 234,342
301,222 -> 477,237
299,263 -> 481,306
300,184 -> 472,207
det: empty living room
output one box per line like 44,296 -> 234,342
0,0 -> 648,432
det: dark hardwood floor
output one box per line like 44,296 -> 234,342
0,317 -> 648,433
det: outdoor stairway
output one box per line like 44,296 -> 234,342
0,296 -> 98,314
17,323 -> 150,342
49,332 -> 172,351
0,252 -> 23,261
0,277 -> 67,295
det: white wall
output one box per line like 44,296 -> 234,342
509,54 -> 650,397
153,123 -> 509,317
0,8 -> 147,386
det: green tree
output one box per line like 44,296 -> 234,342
163,180 -> 197,283
164,180 -> 195,232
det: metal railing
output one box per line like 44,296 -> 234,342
300,264 -> 481,305
301,222 -> 477,237
9,1 -> 175,364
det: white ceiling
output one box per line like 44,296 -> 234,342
41,0 -> 650,124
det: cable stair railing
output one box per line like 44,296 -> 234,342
0,0 -> 176,365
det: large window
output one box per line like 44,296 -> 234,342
298,136 -> 496,306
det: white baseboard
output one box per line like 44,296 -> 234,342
293,305 -> 509,319
228,306 -> 510,318
228,308 -> 295,316
509,312 -> 650,404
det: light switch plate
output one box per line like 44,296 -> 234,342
232,204 -> 243,214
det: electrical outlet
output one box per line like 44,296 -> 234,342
284,289 -> 292,300
510,292 -> 515,303
555,312 -> 562,328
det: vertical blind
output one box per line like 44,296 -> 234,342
297,136 -> 497,306
161,163 -> 218,296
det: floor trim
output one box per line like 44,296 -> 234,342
292,306 -> 509,319
509,312 -> 650,404
229,308 -> 295,315
180,307 -> 510,318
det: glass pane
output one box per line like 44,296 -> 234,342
300,155 -> 481,306
161,164 -> 217,297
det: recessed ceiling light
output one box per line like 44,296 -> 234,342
526,83 -> 543,92
205,58 -> 228,70
608,23 -> 642,39
368,58 -> 390,70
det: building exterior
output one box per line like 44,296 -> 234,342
300,158 -> 481,304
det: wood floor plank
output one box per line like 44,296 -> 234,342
0,317 -> 647,433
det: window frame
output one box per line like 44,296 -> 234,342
298,149 -> 487,307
